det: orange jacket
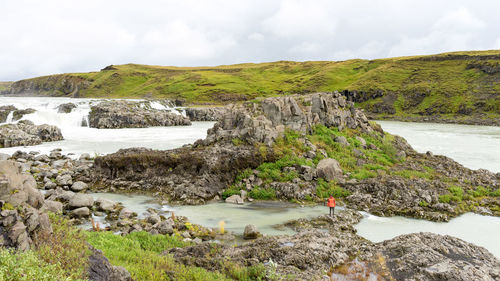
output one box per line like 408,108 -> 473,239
327,197 -> 336,207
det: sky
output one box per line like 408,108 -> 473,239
1,0 -> 499,81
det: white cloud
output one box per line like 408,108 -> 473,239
0,0 -> 499,81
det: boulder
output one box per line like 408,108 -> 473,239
0,121 -> 63,148
68,193 -> 94,209
96,198 -> 117,212
243,224 -> 260,240
56,174 -> 73,186
87,247 -> 133,281
118,208 -> 135,219
71,181 -> 88,192
225,195 -> 244,204
72,207 -> 90,217
334,136 -> 350,146
57,103 -> 77,113
316,158 -> 343,181
157,220 -> 174,235
44,200 -> 63,214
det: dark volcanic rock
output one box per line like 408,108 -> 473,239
88,100 -> 191,128
0,120 -> 63,148
87,247 -> 132,281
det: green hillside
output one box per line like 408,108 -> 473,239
2,50 -> 499,123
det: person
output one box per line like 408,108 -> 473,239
327,195 -> 336,217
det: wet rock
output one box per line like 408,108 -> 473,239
88,100 -> 191,129
57,103 -> 77,113
225,195 -> 244,204
243,224 -> 259,240
0,120 -> 63,148
316,158 -> 343,181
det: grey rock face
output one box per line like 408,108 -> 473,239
0,120 -> 63,148
316,158 -> 343,181
88,100 -> 191,128
379,232 -> 500,281
185,107 -> 227,121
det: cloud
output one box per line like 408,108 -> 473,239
389,7 -> 487,57
0,0 -> 499,81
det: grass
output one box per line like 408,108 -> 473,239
86,231 -> 270,281
7,50 -> 500,121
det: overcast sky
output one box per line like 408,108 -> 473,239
1,0 -> 499,81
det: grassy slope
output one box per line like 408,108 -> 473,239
4,50 -> 500,120
0,82 -> 12,92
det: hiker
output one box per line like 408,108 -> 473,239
327,195 -> 336,216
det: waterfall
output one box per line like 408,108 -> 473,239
5,111 -> 14,123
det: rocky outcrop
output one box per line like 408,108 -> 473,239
92,92 -> 371,203
0,120 -> 63,148
87,247 -> 132,281
378,232 -> 500,281
184,107 -> 227,121
0,105 -> 36,123
57,102 -> 77,113
88,100 -> 191,128
0,161 -> 51,250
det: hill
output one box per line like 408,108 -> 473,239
2,50 -> 499,124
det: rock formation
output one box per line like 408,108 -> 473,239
0,120 -> 63,148
88,100 -> 191,128
184,107 -> 227,121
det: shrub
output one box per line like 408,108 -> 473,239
490,188 -> 500,197
249,186 -> 276,200
469,186 -> 490,198
0,249 -> 72,281
222,185 -> 241,199
419,201 -> 429,207
316,179 -> 350,199
34,213 -> 90,280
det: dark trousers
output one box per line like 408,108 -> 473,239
329,207 -> 335,216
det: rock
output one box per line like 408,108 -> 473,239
355,136 -> 366,147
334,136 -> 350,146
87,247 -> 133,281
146,213 -> 161,225
225,195 -> 244,204
396,150 -> 407,159
316,158 -> 343,181
88,100 -> 191,128
379,233 -> 500,281
96,198 -> 117,212
0,120 -> 63,148
56,174 -> 73,186
80,153 -> 91,160
118,208 -> 135,219
0,153 -> 9,161
71,181 -> 88,192
68,193 -> 94,209
157,220 -> 174,235
185,107 -> 227,121
57,103 -> 77,113
243,224 -> 260,240
72,207 -> 90,217
44,200 -> 63,214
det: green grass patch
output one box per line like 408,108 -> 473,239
249,186 -> 277,200
316,179 -> 350,198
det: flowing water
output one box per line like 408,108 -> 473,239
1,97 -> 499,257
355,212 -> 500,258
376,120 -> 500,173
0,97 -> 214,157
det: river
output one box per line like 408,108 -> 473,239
1,97 -> 499,258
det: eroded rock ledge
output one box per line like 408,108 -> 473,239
0,120 -> 63,148
88,100 -> 191,128
92,92 -> 370,203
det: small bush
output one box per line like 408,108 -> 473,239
418,201 -> 429,207
316,179 -> 350,199
351,170 -> 377,180
0,249 -> 72,281
249,186 -> 277,200
439,194 -> 452,203
222,185 -> 241,199
469,186 -> 490,198
490,188 -> 500,197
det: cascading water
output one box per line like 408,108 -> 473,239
4,111 -> 13,123
0,97 -> 214,157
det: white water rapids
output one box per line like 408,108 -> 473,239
1,97 -> 499,258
